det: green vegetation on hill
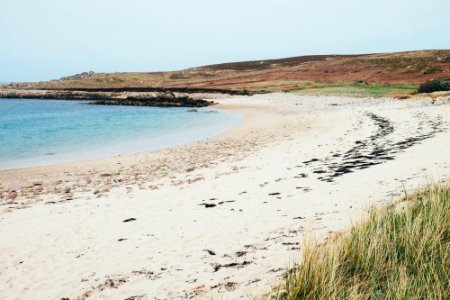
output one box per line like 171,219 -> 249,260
271,183 -> 450,299
290,82 -> 417,98
418,78 -> 450,93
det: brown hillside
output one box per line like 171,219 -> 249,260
7,50 -> 450,92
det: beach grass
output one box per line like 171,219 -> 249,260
269,183 -> 450,300
290,82 -> 417,98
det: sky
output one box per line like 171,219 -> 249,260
1,0 -> 449,82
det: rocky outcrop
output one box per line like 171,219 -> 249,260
91,93 -> 213,107
60,71 -> 96,81
0,89 -> 214,107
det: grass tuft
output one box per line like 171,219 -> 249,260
269,183 -> 450,300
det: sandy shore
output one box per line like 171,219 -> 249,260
0,93 -> 449,299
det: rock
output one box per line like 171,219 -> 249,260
185,166 -> 195,172
157,92 -> 176,100
187,108 -> 198,112
93,94 -> 213,108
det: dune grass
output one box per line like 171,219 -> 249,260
290,82 -> 417,98
270,183 -> 449,300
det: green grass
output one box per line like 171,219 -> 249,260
269,183 -> 450,300
290,82 -> 418,98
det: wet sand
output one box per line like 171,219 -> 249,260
0,93 -> 449,299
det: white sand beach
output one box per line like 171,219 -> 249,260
0,93 -> 449,299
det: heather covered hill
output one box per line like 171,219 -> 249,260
6,50 -> 450,93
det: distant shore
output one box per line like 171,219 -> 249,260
0,88 -> 218,107
0,93 -> 449,299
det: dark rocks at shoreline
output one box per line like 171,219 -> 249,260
0,90 -> 111,101
0,89 -> 215,107
91,93 -> 213,108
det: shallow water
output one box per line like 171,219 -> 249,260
0,99 -> 242,169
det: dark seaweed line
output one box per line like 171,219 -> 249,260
304,113 -> 445,182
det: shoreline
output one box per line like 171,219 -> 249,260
0,104 -> 243,171
0,97 -> 269,192
0,93 -> 449,299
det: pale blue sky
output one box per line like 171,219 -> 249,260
1,0 -> 449,82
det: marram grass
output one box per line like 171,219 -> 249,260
269,183 -> 449,300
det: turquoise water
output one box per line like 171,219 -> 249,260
0,99 -> 243,169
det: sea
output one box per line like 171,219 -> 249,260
0,99 -> 243,169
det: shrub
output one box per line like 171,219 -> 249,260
417,78 -> 450,93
